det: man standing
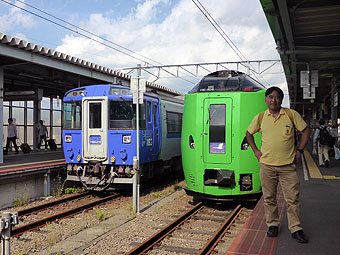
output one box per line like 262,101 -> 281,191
313,119 -> 331,167
245,86 -> 310,243
36,120 -> 48,152
4,118 -> 19,155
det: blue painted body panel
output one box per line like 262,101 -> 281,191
63,84 -> 163,166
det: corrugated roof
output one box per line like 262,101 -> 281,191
0,32 -> 183,96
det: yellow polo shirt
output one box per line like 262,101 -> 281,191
247,108 -> 307,166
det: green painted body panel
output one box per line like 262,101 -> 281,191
181,90 -> 267,197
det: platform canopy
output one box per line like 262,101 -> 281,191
260,0 -> 340,118
0,33 -> 182,100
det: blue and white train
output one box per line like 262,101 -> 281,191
63,84 -> 184,190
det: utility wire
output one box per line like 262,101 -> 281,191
0,0 -> 195,84
15,0 -> 159,67
14,0 -> 198,81
192,0 -> 271,86
192,0 -> 247,64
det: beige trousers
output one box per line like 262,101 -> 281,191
260,162 -> 302,233
318,142 -> 329,166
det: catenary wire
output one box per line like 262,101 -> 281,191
192,0 -> 271,86
0,0 -> 195,84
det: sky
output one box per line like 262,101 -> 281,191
0,0 -> 289,106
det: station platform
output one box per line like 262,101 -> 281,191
0,149 -> 66,176
227,147 -> 340,255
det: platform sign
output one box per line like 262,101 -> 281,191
300,71 -> 309,88
300,70 -> 318,88
131,77 -> 146,104
132,91 -> 144,104
303,87 -> 316,99
311,70 -> 318,87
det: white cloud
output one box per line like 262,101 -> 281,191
0,0 -> 36,32
55,0 -> 286,93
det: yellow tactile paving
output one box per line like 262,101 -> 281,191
323,175 -> 340,180
304,151 -> 323,179
304,151 -> 340,180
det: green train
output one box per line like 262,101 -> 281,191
181,70 -> 267,200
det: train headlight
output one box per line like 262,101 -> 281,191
111,156 -> 116,163
77,155 -> 81,161
65,135 -> 72,143
123,135 -> 131,144
241,137 -> 249,150
189,135 -> 195,149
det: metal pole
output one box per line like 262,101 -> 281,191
0,68 -> 3,164
44,169 -> 51,197
1,212 -> 11,255
133,65 -> 141,214
136,65 -> 141,214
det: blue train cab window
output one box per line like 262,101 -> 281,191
147,101 -> 151,122
153,104 -> 157,127
209,104 -> 226,154
63,101 -> 82,129
109,100 -> 146,129
89,103 -> 101,128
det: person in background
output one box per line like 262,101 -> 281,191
36,120 -> 48,152
4,118 -> 19,155
246,86 -> 310,244
313,119 -> 330,167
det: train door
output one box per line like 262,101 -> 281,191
82,97 -> 108,161
145,101 -> 153,160
152,102 -> 160,156
203,98 -> 232,164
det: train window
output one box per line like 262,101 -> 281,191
89,103 -> 101,128
241,76 -> 266,91
209,104 -> 226,153
147,101 -> 151,122
199,77 -> 239,92
188,71 -> 265,93
153,104 -> 157,127
166,111 -> 182,134
109,100 -> 146,129
63,101 -> 82,129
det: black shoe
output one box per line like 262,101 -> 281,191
292,230 -> 308,243
267,226 -> 278,237
325,160 -> 329,168
319,164 -> 325,167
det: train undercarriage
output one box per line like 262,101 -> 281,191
66,157 -> 182,191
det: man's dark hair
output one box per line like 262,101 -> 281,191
265,86 -> 284,100
319,119 -> 325,125
8,118 -> 13,122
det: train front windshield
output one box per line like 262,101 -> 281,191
109,99 -> 146,129
63,101 -> 82,129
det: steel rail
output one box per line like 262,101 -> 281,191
11,193 -> 120,237
198,204 -> 242,254
126,202 -> 203,255
17,192 -> 89,216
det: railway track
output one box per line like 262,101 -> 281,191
11,192 -> 120,238
126,202 -> 243,255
